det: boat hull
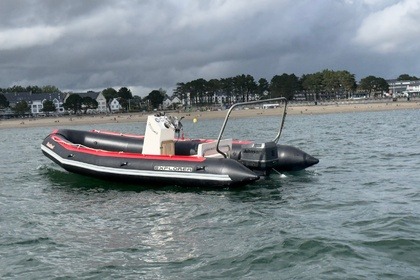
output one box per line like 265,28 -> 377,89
60,129 -> 319,172
41,131 -> 259,187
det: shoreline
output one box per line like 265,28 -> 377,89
1,100 -> 419,130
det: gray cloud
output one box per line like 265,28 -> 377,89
1,0 -> 419,96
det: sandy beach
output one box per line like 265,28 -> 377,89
1,99 -> 418,130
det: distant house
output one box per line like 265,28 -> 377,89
162,95 -> 182,109
65,91 -> 108,113
162,94 -> 172,109
4,92 -> 66,115
108,98 -> 122,112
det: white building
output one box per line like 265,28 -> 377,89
4,92 -> 66,115
162,95 -> 182,109
109,98 -> 122,112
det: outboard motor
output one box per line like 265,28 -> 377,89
239,141 -> 279,175
215,97 -> 319,175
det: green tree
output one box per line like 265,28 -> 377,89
188,78 -> 207,105
270,73 -> 300,100
397,74 -> 418,81
220,77 -> 235,105
118,87 -> 133,100
322,69 -> 356,99
42,100 -> 56,115
147,90 -> 164,109
102,88 -> 118,102
301,72 -> 324,100
0,93 -> 9,108
173,82 -> 188,106
129,95 -> 144,111
119,98 -> 129,112
26,85 -> 43,93
9,85 -> 27,92
234,74 -> 257,102
359,76 -> 389,97
206,79 -> 220,104
63,94 -> 83,114
81,96 -> 98,114
42,85 -> 61,93
257,78 -> 269,99
336,70 -> 357,94
13,100 -> 30,116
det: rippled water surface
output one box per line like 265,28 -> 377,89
1,109 -> 419,279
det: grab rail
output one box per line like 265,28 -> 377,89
215,97 -> 288,158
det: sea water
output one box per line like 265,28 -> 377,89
0,109 -> 419,279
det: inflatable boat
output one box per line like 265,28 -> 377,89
41,98 -> 319,187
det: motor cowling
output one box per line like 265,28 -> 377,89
239,141 -> 279,171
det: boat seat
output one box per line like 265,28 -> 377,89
196,139 -> 232,158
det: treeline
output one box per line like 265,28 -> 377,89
0,85 -> 166,113
0,85 -> 61,94
0,71 -> 418,110
174,71 -> 419,105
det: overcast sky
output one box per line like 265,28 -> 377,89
1,0 -> 419,96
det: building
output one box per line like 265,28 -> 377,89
4,92 -> 66,115
387,79 -> 420,96
162,95 -> 182,109
108,98 -> 122,112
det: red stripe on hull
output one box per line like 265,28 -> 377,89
50,134 -> 206,162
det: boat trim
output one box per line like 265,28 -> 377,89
50,135 -> 206,162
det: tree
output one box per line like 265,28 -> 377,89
257,78 -> 269,99
26,85 -> 43,93
42,100 -> 56,115
63,94 -> 83,114
173,82 -> 188,106
13,100 -> 30,116
42,85 -> 61,93
301,72 -> 324,100
336,70 -> 357,94
220,77 -> 235,105
118,98 -> 129,112
188,78 -> 207,105
81,96 -> 98,114
102,87 -> 118,102
118,87 -> 133,100
234,74 -> 257,102
9,85 -> 27,92
102,88 -> 118,111
359,76 -> 389,97
0,93 -> 9,108
397,74 -> 418,81
270,73 -> 300,100
129,95 -> 144,111
206,79 -> 221,104
147,90 -> 165,109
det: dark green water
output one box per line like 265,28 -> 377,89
1,109 -> 419,279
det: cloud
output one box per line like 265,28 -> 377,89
354,0 -> 420,53
0,26 -> 62,50
0,0 -> 419,95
